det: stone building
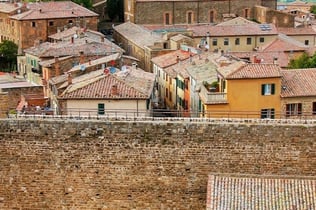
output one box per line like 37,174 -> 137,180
0,1 -> 99,52
124,0 -> 277,25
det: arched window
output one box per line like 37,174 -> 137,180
209,10 -> 215,23
164,12 -> 172,25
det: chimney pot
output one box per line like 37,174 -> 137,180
111,84 -> 118,95
67,73 -> 72,85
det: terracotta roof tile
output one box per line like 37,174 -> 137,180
262,34 -> 307,53
207,174 -> 316,210
226,63 -> 282,79
277,27 -> 316,35
151,50 -> 191,68
281,68 -> 316,97
10,1 -> 98,20
60,67 -> 155,99
0,2 -> 23,13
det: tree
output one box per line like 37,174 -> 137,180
72,0 -> 93,10
311,5 -> 316,14
288,52 -> 316,69
106,0 -> 124,21
0,40 -> 18,72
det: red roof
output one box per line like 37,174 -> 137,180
281,68 -> 316,97
226,63 -> 282,79
10,1 -> 98,20
151,50 -> 191,68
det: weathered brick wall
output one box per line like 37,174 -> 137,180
0,119 -> 315,209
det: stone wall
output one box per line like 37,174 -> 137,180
0,92 -> 8,118
0,119 -> 315,209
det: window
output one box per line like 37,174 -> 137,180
68,20 -> 73,24
244,8 -> 250,18
224,38 -> 229,46
286,103 -> 302,116
98,103 -> 105,115
166,88 -> 169,98
261,84 -> 275,95
212,38 -> 217,46
261,108 -> 275,119
305,40 -> 309,45
187,11 -> 193,24
235,38 -> 240,45
209,10 -> 215,23
313,102 -> 316,115
164,13 -> 171,25
49,21 -> 54,26
31,22 -> 36,27
260,37 -> 264,43
247,37 -> 252,45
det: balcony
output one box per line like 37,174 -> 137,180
199,84 -> 227,104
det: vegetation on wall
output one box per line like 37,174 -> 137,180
0,40 -> 18,72
288,53 -> 316,69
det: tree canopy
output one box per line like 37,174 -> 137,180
0,40 -> 18,72
288,53 -> 316,69
106,0 -> 124,21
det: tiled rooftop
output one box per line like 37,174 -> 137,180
0,2 -> 23,13
207,174 -> 316,210
226,63 -> 282,79
229,51 -> 289,68
24,39 -> 123,58
151,50 -> 191,68
60,67 -> 155,99
277,27 -> 316,35
262,34 -> 307,52
114,22 -> 165,48
281,68 -> 316,97
39,55 -> 73,67
10,1 -> 98,20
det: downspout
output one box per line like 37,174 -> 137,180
173,1 -> 175,24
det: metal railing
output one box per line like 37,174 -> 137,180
2,108 -> 316,125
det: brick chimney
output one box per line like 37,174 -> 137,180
67,73 -> 72,85
54,57 -> 60,76
111,84 -> 118,96
79,51 -> 84,64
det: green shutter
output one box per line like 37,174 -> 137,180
261,84 -> 265,95
271,84 -> 275,94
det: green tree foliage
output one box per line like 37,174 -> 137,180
72,0 -> 93,10
310,5 -> 316,14
106,0 -> 124,21
288,52 -> 316,69
0,40 -> 18,72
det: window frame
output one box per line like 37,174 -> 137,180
98,103 -> 105,115
261,84 -> 275,96
212,38 -> 217,46
286,103 -> 302,116
235,38 -> 240,45
224,38 -> 229,46
247,37 -> 252,45
261,108 -> 275,119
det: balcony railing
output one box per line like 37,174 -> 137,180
199,85 -> 227,104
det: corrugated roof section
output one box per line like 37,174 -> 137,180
207,174 -> 316,210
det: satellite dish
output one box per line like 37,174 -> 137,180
80,65 -> 86,71
73,34 -> 78,39
121,65 -> 127,72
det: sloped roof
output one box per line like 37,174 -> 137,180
281,68 -> 316,97
277,27 -> 316,35
226,63 -> 282,79
113,22 -> 165,48
0,2 -> 23,13
229,51 -> 289,68
262,34 -> 308,52
24,40 -> 123,58
151,50 -> 191,68
59,67 -> 155,100
10,1 -> 98,20
217,17 -> 258,26
207,174 -> 316,210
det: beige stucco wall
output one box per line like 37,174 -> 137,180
65,99 -> 149,117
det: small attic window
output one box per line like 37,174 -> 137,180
31,22 -> 36,27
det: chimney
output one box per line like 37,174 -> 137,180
111,84 -> 118,96
273,57 -> 278,65
101,37 -> 105,43
176,55 -> 180,64
79,51 -> 84,64
71,36 -> 74,44
54,56 -> 60,76
88,59 -> 91,65
67,73 -> 72,85
252,55 -> 258,64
